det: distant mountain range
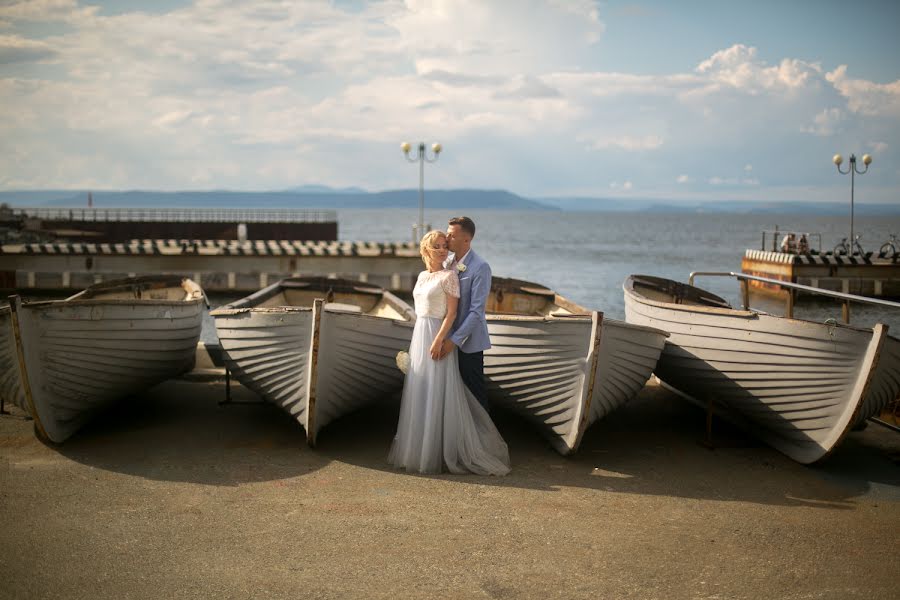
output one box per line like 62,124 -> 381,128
1,188 -> 897,215
534,196 -> 900,216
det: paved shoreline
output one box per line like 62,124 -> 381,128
1,379 -> 898,599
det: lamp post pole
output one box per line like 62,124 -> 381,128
833,152 -> 872,252
401,141 -> 442,241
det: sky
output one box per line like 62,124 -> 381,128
0,0 -> 899,203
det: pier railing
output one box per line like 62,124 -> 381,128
12,207 -> 338,223
688,271 -> 900,324
761,229 -> 822,253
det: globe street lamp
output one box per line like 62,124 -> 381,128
401,141 -> 442,241
833,152 -> 872,253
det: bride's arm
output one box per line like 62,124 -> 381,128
430,294 -> 458,360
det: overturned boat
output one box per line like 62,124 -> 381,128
623,274 -> 900,464
211,277 -> 415,445
484,277 -> 668,455
7,276 -> 206,443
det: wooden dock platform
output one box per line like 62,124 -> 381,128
741,249 -> 900,299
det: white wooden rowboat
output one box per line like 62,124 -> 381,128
7,276 -> 206,443
211,277 -> 415,445
623,274 -> 900,464
484,277 -> 668,455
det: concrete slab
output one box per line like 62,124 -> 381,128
1,380 -> 898,599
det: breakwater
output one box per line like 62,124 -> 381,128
0,239 -> 421,292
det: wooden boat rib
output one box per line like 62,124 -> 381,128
8,275 -> 206,443
623,274 -> 900,463
484,277 -> 668,455
0,307 -> 26,412
211,277 -> 415,445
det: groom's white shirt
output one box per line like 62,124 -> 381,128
444,249 -> 468,269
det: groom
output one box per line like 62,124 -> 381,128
442,216 -> 492,413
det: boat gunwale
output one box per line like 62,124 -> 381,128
489,276 -> 668,337
217,277 -> 386,310
12,276 -> 206,310
21,297 -> 207,310
625,275 -> 878,334
211,276 -> 416,323
211,305 -> 312,317
490,276 -> 587,315
624,274 -> 752,317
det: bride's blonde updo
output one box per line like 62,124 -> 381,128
419,230 -> 447,266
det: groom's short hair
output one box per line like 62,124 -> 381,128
448,216 -> 476,238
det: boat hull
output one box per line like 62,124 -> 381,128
212,278 -> 415,445
485,314 -> 667,455
624,275 -> 899,463
214,308 -> 313,424
10,292 -> 204,443
313,309 -> 414,441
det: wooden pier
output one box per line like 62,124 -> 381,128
3,206 -> 339,242
0,239 -> 422,293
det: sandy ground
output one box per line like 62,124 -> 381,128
1,378 -> 898,600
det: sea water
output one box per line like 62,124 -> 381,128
336,208 -> 900,331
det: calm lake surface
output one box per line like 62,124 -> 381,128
336,208 -> 900,331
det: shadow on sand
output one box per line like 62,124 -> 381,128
43,379 -> 900,507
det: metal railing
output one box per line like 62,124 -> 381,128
688,271 -> 900,324
761,229 -> 822,254
12,207 -> 338,223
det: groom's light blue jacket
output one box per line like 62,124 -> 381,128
448,249 -> 492,354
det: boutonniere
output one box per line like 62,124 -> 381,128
456,263 -> 467,273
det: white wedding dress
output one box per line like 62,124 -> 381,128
388,269 -> 511,475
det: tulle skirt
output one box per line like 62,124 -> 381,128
388,316 -> 511,476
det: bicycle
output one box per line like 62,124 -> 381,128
879,234 -> 898,259
833,235 -> 866,256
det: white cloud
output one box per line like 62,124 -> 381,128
709,176 -> 760,186
0,0 -> 98,23
802,107 -> 842,136
0,5 -> 897,199
695,44 -> 821,93
388,0 -> 604,77
583,135 -> 664,151
610,180 -> 633,191
0,34 -> 56,63
826,65 -> 900,117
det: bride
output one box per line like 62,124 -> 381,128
388,230 -> 510,475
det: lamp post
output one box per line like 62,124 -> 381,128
401,141 -> 442,241
833,152 -> 872,252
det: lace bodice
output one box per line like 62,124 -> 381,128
413,269 -> 460,318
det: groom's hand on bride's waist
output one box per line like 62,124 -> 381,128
439,339 -> 455,359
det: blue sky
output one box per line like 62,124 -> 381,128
0,0 -> 898,203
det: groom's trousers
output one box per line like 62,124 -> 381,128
458,350 -> 489,413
